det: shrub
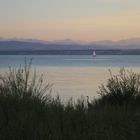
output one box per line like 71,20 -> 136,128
1,63 -> 140,139
98,68 -> 140,106
0,59 -> 52,102
0,60 -> 53,139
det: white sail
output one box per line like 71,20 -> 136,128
93,50 -> 96,57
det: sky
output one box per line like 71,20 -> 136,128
0,0 -> 140,41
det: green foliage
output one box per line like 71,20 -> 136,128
0,64 -> 140,139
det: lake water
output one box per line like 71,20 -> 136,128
0,55 -> 140,68
0,55 -> 140,99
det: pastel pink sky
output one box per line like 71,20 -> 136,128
0,0 -> 140,41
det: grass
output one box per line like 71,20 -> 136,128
0,63 -> 140,139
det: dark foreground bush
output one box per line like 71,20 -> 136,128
98,68 -> 140,107
0,64 -> 140,140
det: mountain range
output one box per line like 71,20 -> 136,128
0,38 -> 140,51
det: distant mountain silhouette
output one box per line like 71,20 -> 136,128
91,38 -> 140,47
0,41 -> 98,51
0,38 -> 140,51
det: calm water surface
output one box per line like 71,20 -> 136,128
0,55 -> 140,68
0,55 -> 140,99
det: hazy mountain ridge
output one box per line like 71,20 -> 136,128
0,38 -> 140,50
50,38 -> 140,46
0,41 -> 115,51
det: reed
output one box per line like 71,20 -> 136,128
0,63 -> 140,140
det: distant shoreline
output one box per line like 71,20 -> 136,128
1,49 -> 140,55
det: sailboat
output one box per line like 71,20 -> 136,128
92,50 -> 96,57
